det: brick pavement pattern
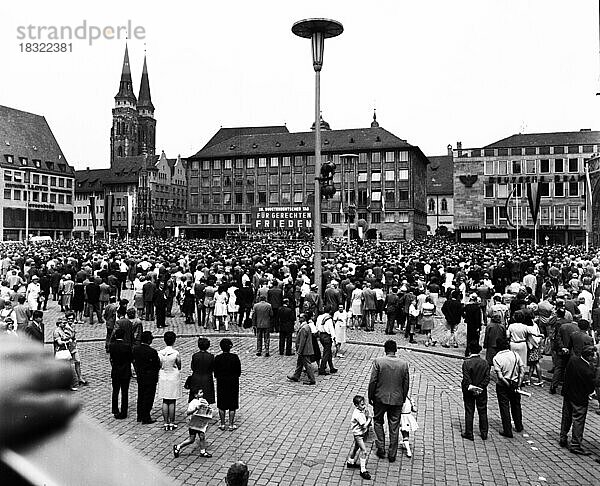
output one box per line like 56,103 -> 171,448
40,295 -> 600,485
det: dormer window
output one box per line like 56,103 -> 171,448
33,159 -> 41,168
19,157 -> 27,166
58,163 -> 66,172
46,161 -> 55,170
4,155 -> 13,164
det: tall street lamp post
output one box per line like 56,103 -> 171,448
292,18 -> 343,293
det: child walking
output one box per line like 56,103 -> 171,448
400,396 -> 418,458
173,389 -> 213,458
346,395 -> 372,480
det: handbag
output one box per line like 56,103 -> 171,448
243,317 -> 253,329
184,376 -> 192,390
55,348 -> 72,360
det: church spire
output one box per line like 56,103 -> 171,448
370,108 -> 379,128
137,54 -> 154,113
115,44 -> 137,105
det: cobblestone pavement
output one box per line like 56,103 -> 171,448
39,296 -> 600,485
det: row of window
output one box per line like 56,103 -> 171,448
484,181 -> 581,199
75,219 -> 104,227
3,155 -> 68,173
4,170 -> 73,188
427,199 -> 449,213
75,206 -> 103,214
484,205 -> 582,226
483,158 -> 588,176
190,189 -> 410,207
3,189 -> 72,205
460,145 -> 595,158
191,152 -> 410,171
188,211 -> 410,225
194,170 -> 410,189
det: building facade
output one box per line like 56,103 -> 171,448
453,131 -> 600,245
74,46 -> 187,238
426,145 -> 454,234
0,105 -> 74,241
184,115 -> 429,239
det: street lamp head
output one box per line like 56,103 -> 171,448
292,18 -> 343,72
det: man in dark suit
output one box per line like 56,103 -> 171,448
24,310 -> 45,344
142,276 -> 156,321
153,281 -> 167,328
85,277 -> 103,325
461,342 -> 490,440
551,315 -> 579,394
278,299 -> 296,356
267,282 -> 284,332
132,331 -> 160,424
111,308 -> 143,347
236,281 -> 254,327
368,340 -> 410,462
253,295 -> 273,357
287,314 -> 315,385
559,345 -> 596,455
108,328 -> 133,419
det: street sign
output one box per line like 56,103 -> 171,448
300,245 -> 314,258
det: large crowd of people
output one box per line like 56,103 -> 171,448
1,233 -> 600,475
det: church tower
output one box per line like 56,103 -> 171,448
137,55 -> 156,156
110,44 -> 139,165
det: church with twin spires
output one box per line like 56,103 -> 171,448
110,44 -> 156,166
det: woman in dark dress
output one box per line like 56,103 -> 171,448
188,337 -> 215,404
182,280 -> 195,324
71,277 -> 85,323
213,338 -> 242,431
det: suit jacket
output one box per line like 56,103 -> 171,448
132,343 -> 160,383
278,305 -> 296,333
562,355 -> 595,405
571,331 -> 594,357
267,287 -> 284,310
24,321 -> 44,344
109,340 -> 133,379
142,281 -> 156,302
462,355 -> 490,391
295,323 -> 314,356
252,301 -> 273,329
368,354 -> 410,406
85,282 -> 101,304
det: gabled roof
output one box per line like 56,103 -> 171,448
0,105 -> 73,174
199,126 -> 290,151
111,155 -> 159,175
485,130 -> 600,149
192,126 -> 424,161
75,169 -> 112,193
426,155 -> 453,195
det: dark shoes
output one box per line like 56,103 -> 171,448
549,387 -> 557,395
360,471 -> 372,480
256,352 -> 262,356
114,413 -> 127,420
498,431 -> 513,438
480,433 -> 488,440
265,353 -> 270,357
330,368 -> 338,374
570,447 -> 591,456
515,426 -> 524,433
388,456 -> 396,463
346,461 -> 360,469
286,376 -> 299,382
376,449 -> 386,459
318,371 -> 330,376
559,439 -> 569,448
141,418 -> 156,424
461,433 -> 474,441
173,445 -> 180,458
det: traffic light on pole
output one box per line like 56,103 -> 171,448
320,161 -> 336,199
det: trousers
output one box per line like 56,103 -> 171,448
292,355 -> 315,383
112,375 -> 130,416
136,380 -> 157,422
496,383 -> 522,435
373,402 -> 402,459
256,328 -> 270,355
318,334 -> 334,372
560,398 -> 589,449
463,389 -> 488,437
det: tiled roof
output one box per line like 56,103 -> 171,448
200,126 -> 290,151
192,126 -> 425,161
75,169 -> 112,193
0,105 -> 73,175
426,155 -> 453,195
485,130 -> 600,148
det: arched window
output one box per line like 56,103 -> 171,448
441,198 -> 448,212
428,198 -> 435,212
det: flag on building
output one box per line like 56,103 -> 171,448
526,182 -> 541,224
104,193 -> 114,234
126,194 -> 134,235
89,196 -> 97,233
505,186 -> 516,227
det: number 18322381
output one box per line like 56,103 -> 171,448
19,43 -> 72,52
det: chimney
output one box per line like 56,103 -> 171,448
456,141 -> 462,150
86,167 -> 90,171
447,144 -> 452,156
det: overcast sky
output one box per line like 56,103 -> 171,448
2,1 -> 599,170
